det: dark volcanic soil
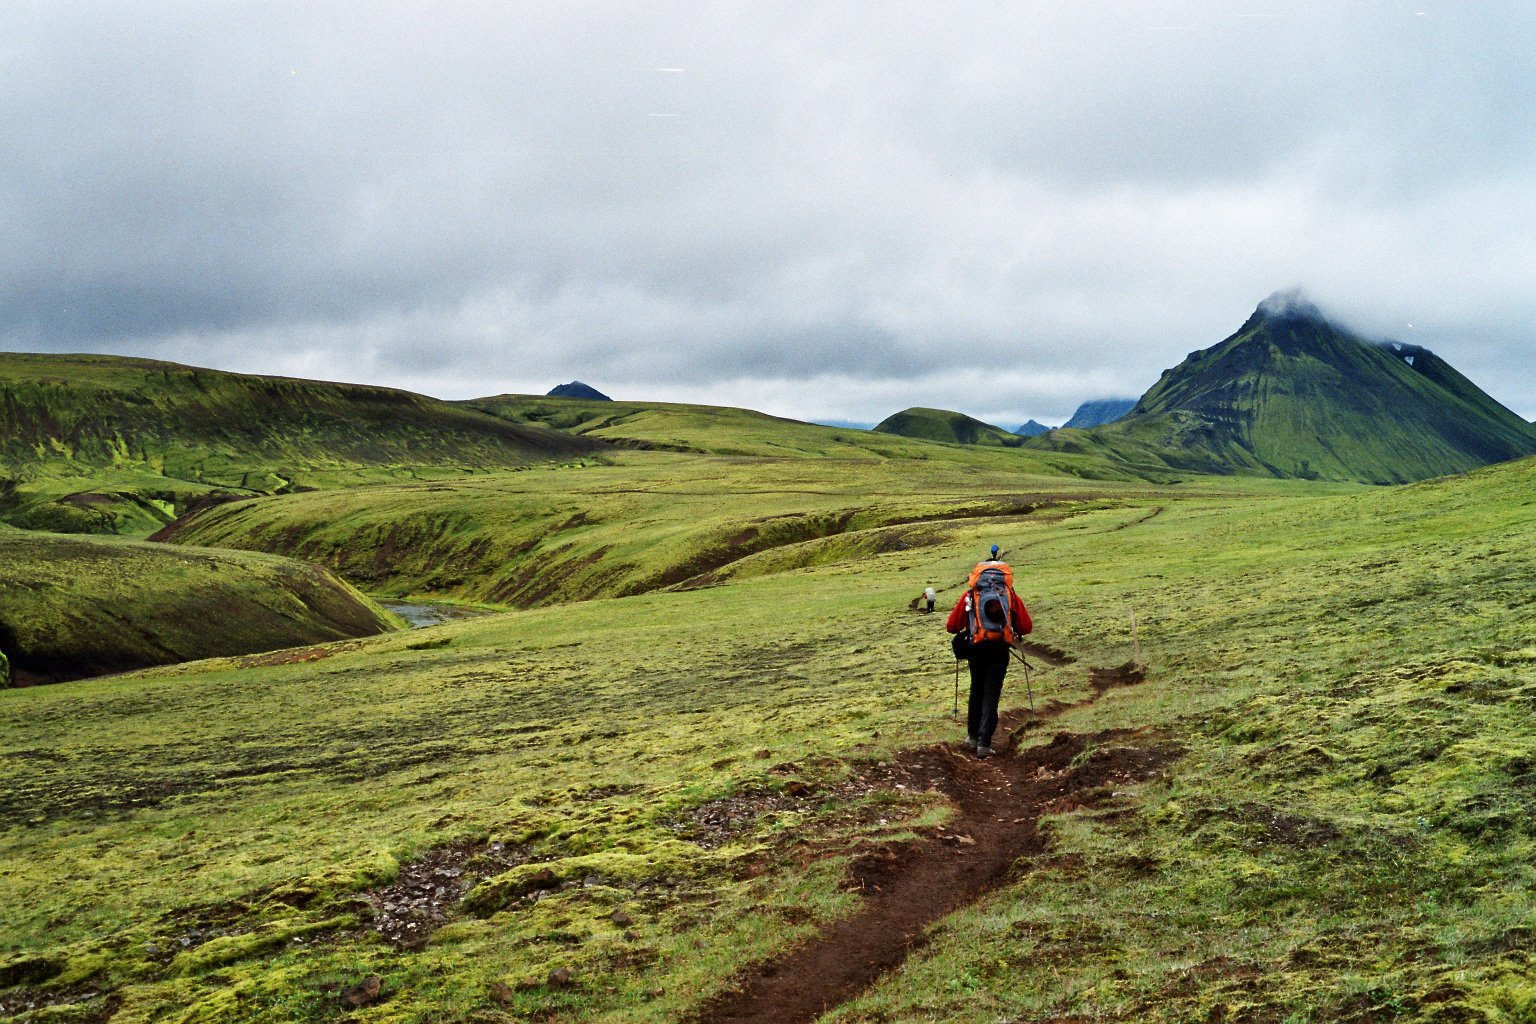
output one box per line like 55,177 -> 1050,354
692,664 -> 1173,1024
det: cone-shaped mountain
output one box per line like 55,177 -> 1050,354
546,380 -> 611,400
1131,293 -> 1536,483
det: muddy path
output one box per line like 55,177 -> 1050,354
693,664 -> 1172,1024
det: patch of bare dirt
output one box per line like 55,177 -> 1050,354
691,662 -> 1175,1024
1019,641 -> 1075,665
1090,661 -> 1146,693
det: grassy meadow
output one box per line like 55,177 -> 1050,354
2,431 -> 1533,1022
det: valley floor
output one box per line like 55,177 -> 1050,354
2,456 -> 1534,1023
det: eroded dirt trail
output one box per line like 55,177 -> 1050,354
693,665 -> 1170,1024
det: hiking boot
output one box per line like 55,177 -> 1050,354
964,735 -> 979,749
975,745 -> 996,759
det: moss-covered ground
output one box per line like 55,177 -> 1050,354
0,528 -> 402,684
2,444 -> 1532,1021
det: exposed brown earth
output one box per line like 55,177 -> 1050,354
692,664 -> 1170,1024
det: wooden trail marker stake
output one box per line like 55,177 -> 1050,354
1130,605 -> 1144,669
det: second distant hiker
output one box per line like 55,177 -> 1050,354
946,545 -> 1032,758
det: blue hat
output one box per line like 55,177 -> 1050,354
990,544 -> 1000,558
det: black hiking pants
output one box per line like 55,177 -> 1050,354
967,642 -> 1010,748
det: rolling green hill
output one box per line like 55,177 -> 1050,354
0,526 -> 401,684
0,353 -> 604,532
466,394 -> 983,460
872,406 -> 1022,446
152,452 -> 1148,607
1030,295 -> 1536,484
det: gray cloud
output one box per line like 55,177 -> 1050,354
3,1 -> 1535,424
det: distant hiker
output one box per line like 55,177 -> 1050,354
923,586 -> 936,613
945,547 -> 1031,758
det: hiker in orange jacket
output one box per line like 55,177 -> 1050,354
945,545 -> 1032,758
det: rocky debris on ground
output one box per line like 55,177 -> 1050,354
362,839 -> 535,948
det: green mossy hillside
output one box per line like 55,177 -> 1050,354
152,452 -> 1151,606
0,529 -> 402,684
0,353 -> 605,533
873,406 -> 1023,447
3,453 -> 1534,1021
1031,299 -> 1536,484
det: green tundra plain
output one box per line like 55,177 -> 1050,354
3,392 -> 1534,1024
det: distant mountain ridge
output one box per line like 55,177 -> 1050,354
1014,419 -> 1055,437
1028,293 -> 1536,483
1062,399 -> 1136,429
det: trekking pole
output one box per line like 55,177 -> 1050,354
1010,644 -> 1036,717
953,659 -> 960,717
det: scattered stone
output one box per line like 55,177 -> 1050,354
341,976 -> 382,1008
754,749 -> 772,759
611,909 -> 634,927
547,967 -> 575,989
488,980 -> 514,1005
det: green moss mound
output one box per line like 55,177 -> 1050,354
872,406 -> 1023,447
0,529 -> 402,684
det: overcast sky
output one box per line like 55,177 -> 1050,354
4,1 -> 1535,425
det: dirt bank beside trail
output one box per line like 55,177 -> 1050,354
693,666 -> 1174,1024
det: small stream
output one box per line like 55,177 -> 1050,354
381,601 -> 494,629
